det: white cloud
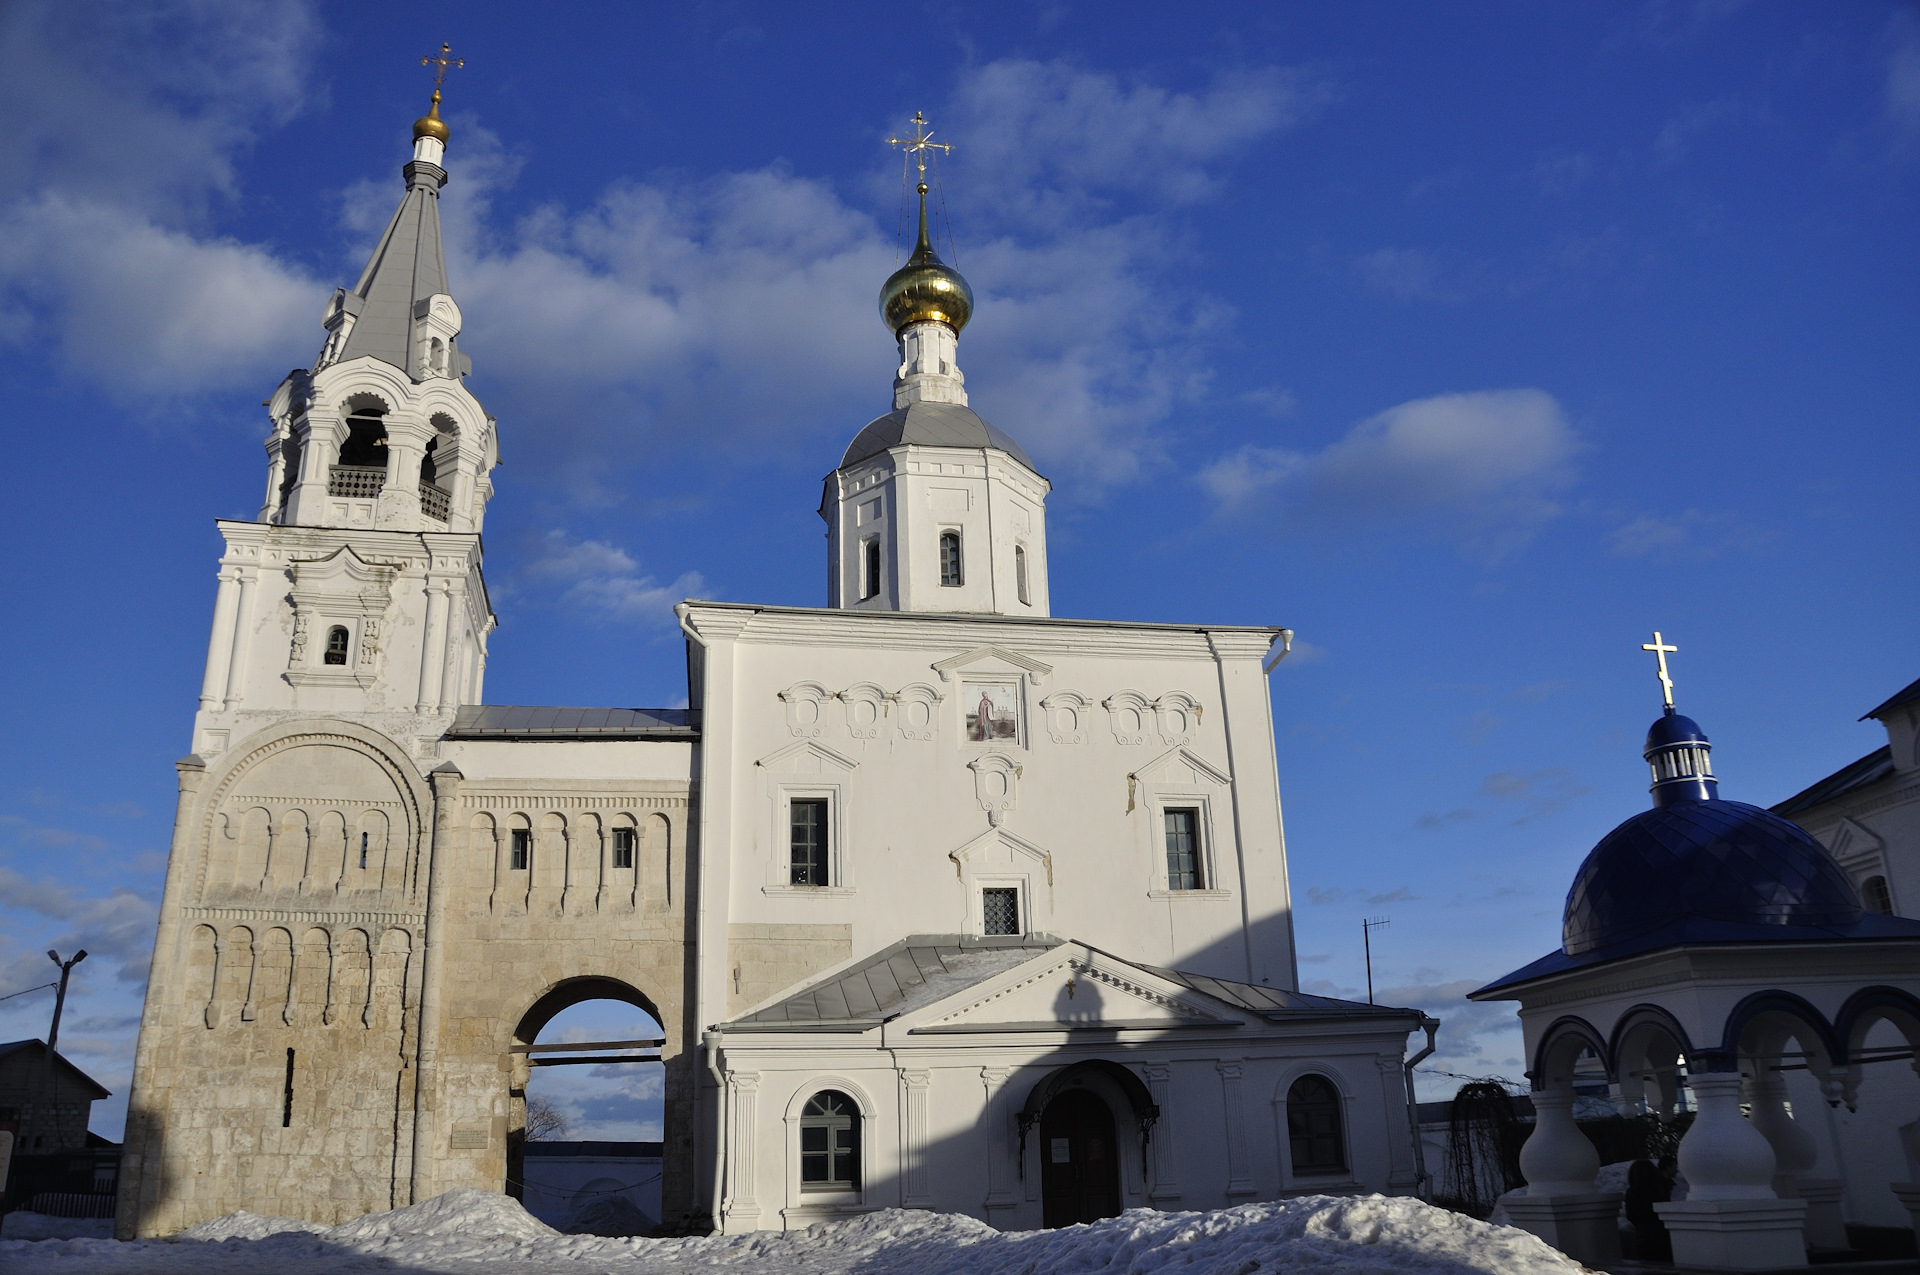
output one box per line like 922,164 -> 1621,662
1608,507 -> 1757,558
0,26 -> 1329,494
950,61 -> 1331,211
0,194 -> 318,397
0,0 -> 318,219
517,530 -> 703,626
0,865 -> 158,985
0,0 -> 321,400
1201,389 -> 1580,557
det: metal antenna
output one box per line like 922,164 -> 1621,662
1362,917 -> 1390,1005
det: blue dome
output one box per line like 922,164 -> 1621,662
1645,712 -> 1708,750
1561,799 -> 1864,957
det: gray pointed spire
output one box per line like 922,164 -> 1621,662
334,157 -> 460,379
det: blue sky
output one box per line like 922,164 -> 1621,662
1,1 -> 1915,1139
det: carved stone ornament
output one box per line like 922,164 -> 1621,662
968,753 -> 1022,827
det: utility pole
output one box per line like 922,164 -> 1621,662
46,949 -> 87,1051
1362,918 -> 1390,1005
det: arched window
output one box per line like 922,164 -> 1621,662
863,539 -> 881,600
1015,544 -> 1030,605
1864,875 -> 1894,915
324,626 -> 349,665
800,1090 -> 860,1190
939,531 -> 962,587
1286,1074 -> 1346,1175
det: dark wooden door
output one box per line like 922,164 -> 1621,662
1040,1089 -> 1121,1228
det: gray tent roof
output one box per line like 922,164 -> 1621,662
840,402 -> 1036,472
725,935 -> 1417,1030
733,936 -> 1062,1027
337,163 -> 453,378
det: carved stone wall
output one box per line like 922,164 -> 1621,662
119,724 -> 698,1237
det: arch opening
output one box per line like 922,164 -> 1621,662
510,979 -> 667,1235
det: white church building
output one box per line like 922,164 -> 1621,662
114,91 -> 1434,1237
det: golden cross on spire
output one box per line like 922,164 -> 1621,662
1642,631 -> 1679,710
888,111 -> 952,190
421,41 -> 463,104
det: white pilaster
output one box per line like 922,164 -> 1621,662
1145,1062 -> 1182,1205
199,566 -> 242,711
1217,1061 -> 1256,1199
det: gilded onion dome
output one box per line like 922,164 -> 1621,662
413,89 -> 451,144
880,184 -> 973,335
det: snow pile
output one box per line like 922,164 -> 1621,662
326,1188 -> 556,1245
1,1190 -> 1589,1273
180,1209 -> 330,1241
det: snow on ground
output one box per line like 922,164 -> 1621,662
1,1187 -> 1588,1274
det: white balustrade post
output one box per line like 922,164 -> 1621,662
1656,1071 -> 1806,1270
1747,1067 -> 1845,1249
1505,1084 -> 1620,1266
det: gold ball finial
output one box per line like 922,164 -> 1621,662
413,89 -> 450,144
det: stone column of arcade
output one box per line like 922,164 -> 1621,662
1655,1070 -> 1807,1270
1890,1061 -> 1920,1241
1745,1063 -> 1846,1250
1504,1081 -> 1622,1267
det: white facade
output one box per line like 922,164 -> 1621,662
118,109 -> 1431,1239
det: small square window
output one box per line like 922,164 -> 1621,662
982,887 -> 1020,936
510,828 -> 531,870
611,827 -> 635,870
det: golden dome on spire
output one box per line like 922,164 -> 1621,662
413,89 -> 450,144
880,184 -> 973,335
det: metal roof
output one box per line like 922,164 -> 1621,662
337,163 -> 455,379
839,402 -> 1037,472
1863,675 -> 1920,722
1136,965 -> 1421,1021
444,705 -> 697,740
733,936 -> 1060,1027
1771,746 -> 1896,818
726,935 -> 1417,1030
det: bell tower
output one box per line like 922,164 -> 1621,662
192,70 -> 498,759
